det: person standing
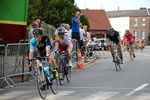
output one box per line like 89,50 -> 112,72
28,21 -> 39,42
83,25 -> 89,62
71,11 -> 82,48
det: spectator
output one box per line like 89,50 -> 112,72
79,23 -> 85,49
83,25 -> 89,62
71,11 -> 82,48
28,21 -> 39,41
36,19 -> 41,27
64,23 -> 72,38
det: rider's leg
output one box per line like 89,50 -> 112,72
117,44 -> 124,64
131,43 -> 136,57
67,43 -> 73,66
108,42 -> 115,61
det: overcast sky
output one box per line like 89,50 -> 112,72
75,0 -> 150,11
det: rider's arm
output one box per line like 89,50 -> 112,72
29,38 -> 37,65
54,34 -> 60,52
45,36 -> 51,56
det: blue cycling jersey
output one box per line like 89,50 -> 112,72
30,37 -> 37,51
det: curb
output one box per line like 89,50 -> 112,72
84,58 -> 98,67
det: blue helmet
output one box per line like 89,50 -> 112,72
33,28 -> 44,36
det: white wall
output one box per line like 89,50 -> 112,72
108,17 -> 129,39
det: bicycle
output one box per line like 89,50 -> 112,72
127,41 -> 134,61
113,43 -> 121,71
57,51 -> 71,85
36,56 -> 58,99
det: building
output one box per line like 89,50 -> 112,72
107,8 -> 150,44
81,9 -> 111,39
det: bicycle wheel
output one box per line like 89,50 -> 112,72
58,60 -> 65,85
129,49 -> 133,61
36,66 -> 47,99
71,51 -> 78,59
88,51 -> 95,59
50,69 -> 58,95
114,57 -> 121,71
66,66 -> 71,82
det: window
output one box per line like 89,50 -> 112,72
133,30 -> 138,40
141,18 -> 146,26
133,19 -> 138,26
140,30 -> 145,39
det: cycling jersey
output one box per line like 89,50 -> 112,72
124,32 -> 135,42
106,30 -> 120,44
30,37 -> 37,51
36,36 -> 50,52
55,33 -> 71,46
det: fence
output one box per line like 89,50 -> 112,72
0,45 -> 5,78
0,40 -> 79,88
0,43 -> 37,87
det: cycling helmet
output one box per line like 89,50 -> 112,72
108,27 -> 114,35
33,28 -> 44,36
125,29 -> 129,33
57,26 -> 65,35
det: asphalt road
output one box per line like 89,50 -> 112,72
0,47 -> 150,100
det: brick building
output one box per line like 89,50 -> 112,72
107,8 -> 150,44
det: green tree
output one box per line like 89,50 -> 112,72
27,0 -> 89,29
148,32 -> 150,44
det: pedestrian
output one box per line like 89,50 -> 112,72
71,11 -> 82,49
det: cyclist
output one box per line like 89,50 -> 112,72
139,38 -> 145,50
106,28 -> 124,64
54,26 -> 73,67
28,28 -> 58,90
123,29 -> 135,58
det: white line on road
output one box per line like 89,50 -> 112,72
125,83 -> 149,96
81,92 -> 119,100
0,91 -> 32,100
29,91 -> 76,100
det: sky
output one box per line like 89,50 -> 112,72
75,0 -> 150,11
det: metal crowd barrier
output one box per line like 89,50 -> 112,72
0,43 -> 36,88
0,45 -> 5,78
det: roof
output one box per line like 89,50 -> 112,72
81,9 -> 111,30
106,8 -> 150,18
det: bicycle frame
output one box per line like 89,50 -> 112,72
58,51 -> 71,85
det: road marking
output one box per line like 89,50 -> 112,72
125,83 -> 149,96
81,92 -> 119,100
134,93 -> 150,100
29,91 -> 76,100
0,91 -> 32,99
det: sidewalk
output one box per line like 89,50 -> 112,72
72,57 -> 97,69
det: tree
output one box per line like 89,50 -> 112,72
148,32 -> 150,44
27,0 -> 89,29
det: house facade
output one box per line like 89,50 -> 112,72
107,8 -> 150,44
81,9 -> 111,39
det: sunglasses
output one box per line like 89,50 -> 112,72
58,33 -> 64,35
34,34 -> 42,39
